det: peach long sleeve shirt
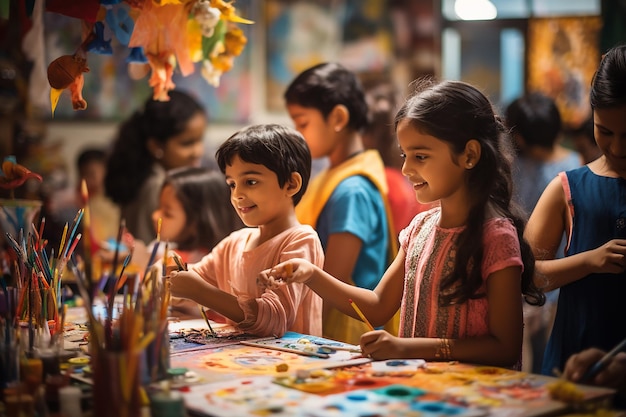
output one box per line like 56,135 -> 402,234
189,225 -> 324,337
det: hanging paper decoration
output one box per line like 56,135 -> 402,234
45,0 -> 253,114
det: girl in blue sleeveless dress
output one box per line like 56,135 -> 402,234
525,44 -> 626,376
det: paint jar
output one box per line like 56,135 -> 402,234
19,358 -> 43,395
150,391 -> 187,417
59,385 -> 83,417
92,349 -> 142,417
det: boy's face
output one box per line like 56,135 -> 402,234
224,155 -> 295,230
286,103 -> 336,159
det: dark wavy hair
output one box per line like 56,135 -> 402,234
590,44 -> 626,110
505,92 -> 562,150
395,79 -> 545,307
105,90 -> 206,205
284,62 -> 369,131
216,124 -> 312,206
162,167 -> 243,251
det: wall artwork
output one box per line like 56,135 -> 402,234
264,0 -> 393,112
527,16 -> 602,129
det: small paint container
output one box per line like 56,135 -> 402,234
150,391 -> 187,417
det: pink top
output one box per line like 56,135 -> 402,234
189,225 -> 324,337
398,208 -> 523,339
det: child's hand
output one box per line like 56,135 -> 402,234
360,330 -> 410,360
257,258 -> 314,289
168,270 -> 204,300
589,239 -> 626,274
563,348 -> 626,389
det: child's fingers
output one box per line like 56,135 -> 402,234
257,269 -> 285,289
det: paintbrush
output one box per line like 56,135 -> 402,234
581,337 -> 626,383
198,306 -> 217,337
240,340 -> 331,359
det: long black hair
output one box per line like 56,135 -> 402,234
395,79 -> 545,307
105,90 -> 205,205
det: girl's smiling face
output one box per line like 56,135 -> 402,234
397,119 -> 468,205
152,184 -> 188,244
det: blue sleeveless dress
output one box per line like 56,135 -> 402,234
541,166 -> 626,375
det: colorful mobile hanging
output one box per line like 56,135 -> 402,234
45,0 -> 253,115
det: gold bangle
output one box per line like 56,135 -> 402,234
435,338 -> 452,361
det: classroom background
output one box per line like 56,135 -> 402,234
1,0 -> 623,194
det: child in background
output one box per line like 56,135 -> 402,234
76,148 -> 121,252
168,124 -> 323,337
145,167 -> 243,317
362,78 -> 436,233
261,79 -> 545,367
524,44 -> 626,376
152,167 -> 243,264
569,116 -> 602,165
105,90 -> 207,245
285,62 -> 397,344
505,92 -> 581,219
504,92 -> 581,373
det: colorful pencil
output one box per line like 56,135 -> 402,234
348,298 -> 375,331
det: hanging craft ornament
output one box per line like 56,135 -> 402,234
45,0 -> 253,111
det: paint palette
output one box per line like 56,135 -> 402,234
274,360 -> 426,395
182,375 -> 315,416
169,334 -> 370,386
302,384 -> 488,417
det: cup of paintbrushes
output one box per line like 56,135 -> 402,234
17,287 -> 58,354
92,348 -> 143,417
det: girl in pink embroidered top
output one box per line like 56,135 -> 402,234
260,80 -> 545,368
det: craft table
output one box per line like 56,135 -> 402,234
60,313 -> 622,417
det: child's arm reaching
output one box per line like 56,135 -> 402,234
361,265 -> 524,366
260,250 -> 405,328
526,176 -> 626,291
169,270 -> 249,323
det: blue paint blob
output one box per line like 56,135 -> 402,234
346,393 -> 369,401
416,402 -> 445,412
385,360 -> 408,367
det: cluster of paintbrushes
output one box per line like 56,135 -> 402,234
0,202 -> 86,391
69,212 -> 173,416
2,207 -> 84,354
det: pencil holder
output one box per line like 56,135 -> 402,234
17,288 -> 59,355
92,349 -> 143,417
